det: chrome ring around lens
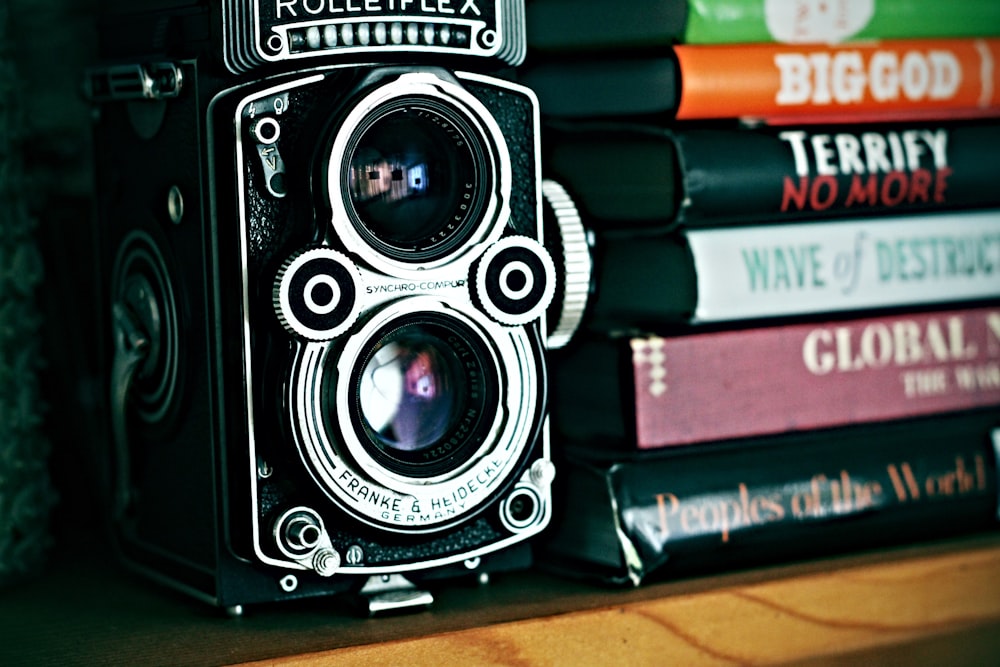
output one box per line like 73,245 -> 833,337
288,297 -> 541,533
327,73 -> 511,276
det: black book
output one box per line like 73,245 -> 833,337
526,0 -> 687,53
522,55 -> 680,119
542,413 -> 1000,586
543,120 -> 1000,231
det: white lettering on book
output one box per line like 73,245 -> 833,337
774,49 -> 962,106
801,315 -> 982,375
779,129 -> 949,177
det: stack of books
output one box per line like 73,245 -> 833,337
526,0 -> 1000,585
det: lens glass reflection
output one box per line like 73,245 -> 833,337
346,102 -> 481,258
357,325 -> 466,454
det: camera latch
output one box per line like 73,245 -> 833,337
84,62 -> 184,103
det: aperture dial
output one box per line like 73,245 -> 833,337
472,236 -> 556,326
274,247 -> 362,341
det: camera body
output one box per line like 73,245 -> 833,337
88,1 -> 556,611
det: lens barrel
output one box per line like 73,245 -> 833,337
326,73 -> 511,275
351,314 -> 495,479
344,99 -> 489,263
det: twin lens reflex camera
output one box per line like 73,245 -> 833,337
86,0 -> 588,614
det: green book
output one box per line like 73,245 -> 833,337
688,0 -> 1000,44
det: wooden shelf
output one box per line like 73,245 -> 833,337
3,534 -> 1000,666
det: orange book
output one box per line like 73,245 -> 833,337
676,38 -> 1000,123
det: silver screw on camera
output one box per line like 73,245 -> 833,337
345,545 -> 365,566
167,185 -> 184,225
530,459 -> 556,489
312,548 -> 340,577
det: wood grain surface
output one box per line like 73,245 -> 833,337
239,539 -> 1000,667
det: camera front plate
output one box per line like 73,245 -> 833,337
225,66 -> 553,582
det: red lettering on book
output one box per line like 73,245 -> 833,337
844,174 -> 878,206
934,166 -> 953,203
782,175 -> 809,211
909,168 -> 932,203
881,171 -> 908,206
784,170 -> 951,213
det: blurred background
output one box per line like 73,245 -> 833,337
2,0 -> 101,580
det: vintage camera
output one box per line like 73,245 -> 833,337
85,0 -> 577,613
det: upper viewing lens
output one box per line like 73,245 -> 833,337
345,101 -> 487,261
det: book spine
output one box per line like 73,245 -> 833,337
522,57 -> 680,118
526,0 -> 688,52
688,209 -> 1000,322
542,121 -> 1000,229
676,122 -> 1000,226
675,39 -> 1000,123
629,306 -> 1000,447
587,232 -> 699,329
548,415 -> 1000,585
685,0 -> 1000,45
544,124 -> 681,229
583,210 -> 1000,332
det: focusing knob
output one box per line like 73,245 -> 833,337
472,236 -> 556,326
541,179 -> 593,349
111,230 -> 181,423
274,247 -> 361,341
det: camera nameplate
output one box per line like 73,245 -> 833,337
224,0 -> 525,73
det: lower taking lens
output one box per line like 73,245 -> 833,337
352,316 -> 492,477
358,334 -> 458,453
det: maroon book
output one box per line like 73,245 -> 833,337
552,306 -> 1000,448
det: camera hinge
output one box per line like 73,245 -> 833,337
85,62 -> 184,103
